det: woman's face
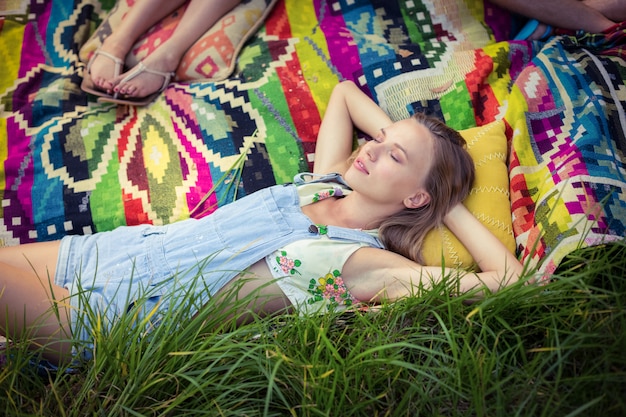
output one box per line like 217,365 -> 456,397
345,117 -> 434,209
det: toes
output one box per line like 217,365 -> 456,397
114,84 -> 137,97
94,78 -> 113,93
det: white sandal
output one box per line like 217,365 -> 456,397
81,48 -> 124,98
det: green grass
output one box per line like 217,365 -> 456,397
1,240 -> 625,416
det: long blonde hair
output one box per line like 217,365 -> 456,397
375,113 -> 475,264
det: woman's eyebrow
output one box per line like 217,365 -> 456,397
380,128 -> 409,158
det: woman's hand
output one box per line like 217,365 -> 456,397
313,81 -> 393,175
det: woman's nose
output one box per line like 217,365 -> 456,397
365,141 -> 378,160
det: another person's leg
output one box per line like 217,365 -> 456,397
493,0 -> 618,38
88,0 -> 188,93
0,241 -> 72,364
582,0 -> 626,22
112,0 -> 242,100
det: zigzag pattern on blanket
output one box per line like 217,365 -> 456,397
29,82 -> 278,236
1,0 -> 499,243
507,33 -> 626,275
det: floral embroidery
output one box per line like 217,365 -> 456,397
276,251 -> 301,275
312,187 -> 344,203
310,187 -> 341,237
307,270 -> 355,309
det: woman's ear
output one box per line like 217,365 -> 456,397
404,191 -> 431,209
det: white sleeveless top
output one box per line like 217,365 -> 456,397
264,179 -> 379,314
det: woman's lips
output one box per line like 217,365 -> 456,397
354,158 -> 369,174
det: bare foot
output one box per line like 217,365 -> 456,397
88,35 -> 132,93
112,43 -> 181,99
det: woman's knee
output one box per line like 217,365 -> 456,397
0,240 -> 61,280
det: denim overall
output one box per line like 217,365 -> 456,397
55,174 -> 384,348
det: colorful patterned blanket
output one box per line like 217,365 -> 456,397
1,0 -> 625,274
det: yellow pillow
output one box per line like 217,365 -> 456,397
421,120 -> 516,268
79,0 -> 278,82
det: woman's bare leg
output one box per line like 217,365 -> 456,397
113,0 -> 242,99
89,0 -> 188,92
0,241 -> 72,364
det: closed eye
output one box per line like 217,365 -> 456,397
378,128 -> 406,163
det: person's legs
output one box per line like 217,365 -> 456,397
112,0 -> 242,100
582,0 -> 626,23
516,0 -> 625,41
88,0 -> 188,93
492,0 -> 618,34
0,241 -> 72,364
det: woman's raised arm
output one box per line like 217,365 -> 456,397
343,203 -> 524,302
313,81 -> 393,174
441,203 -> 524,291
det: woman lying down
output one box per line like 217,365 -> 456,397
0,81 -> 524,365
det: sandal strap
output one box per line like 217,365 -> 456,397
88,48 -> 124,78
119,62 -> 175,93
